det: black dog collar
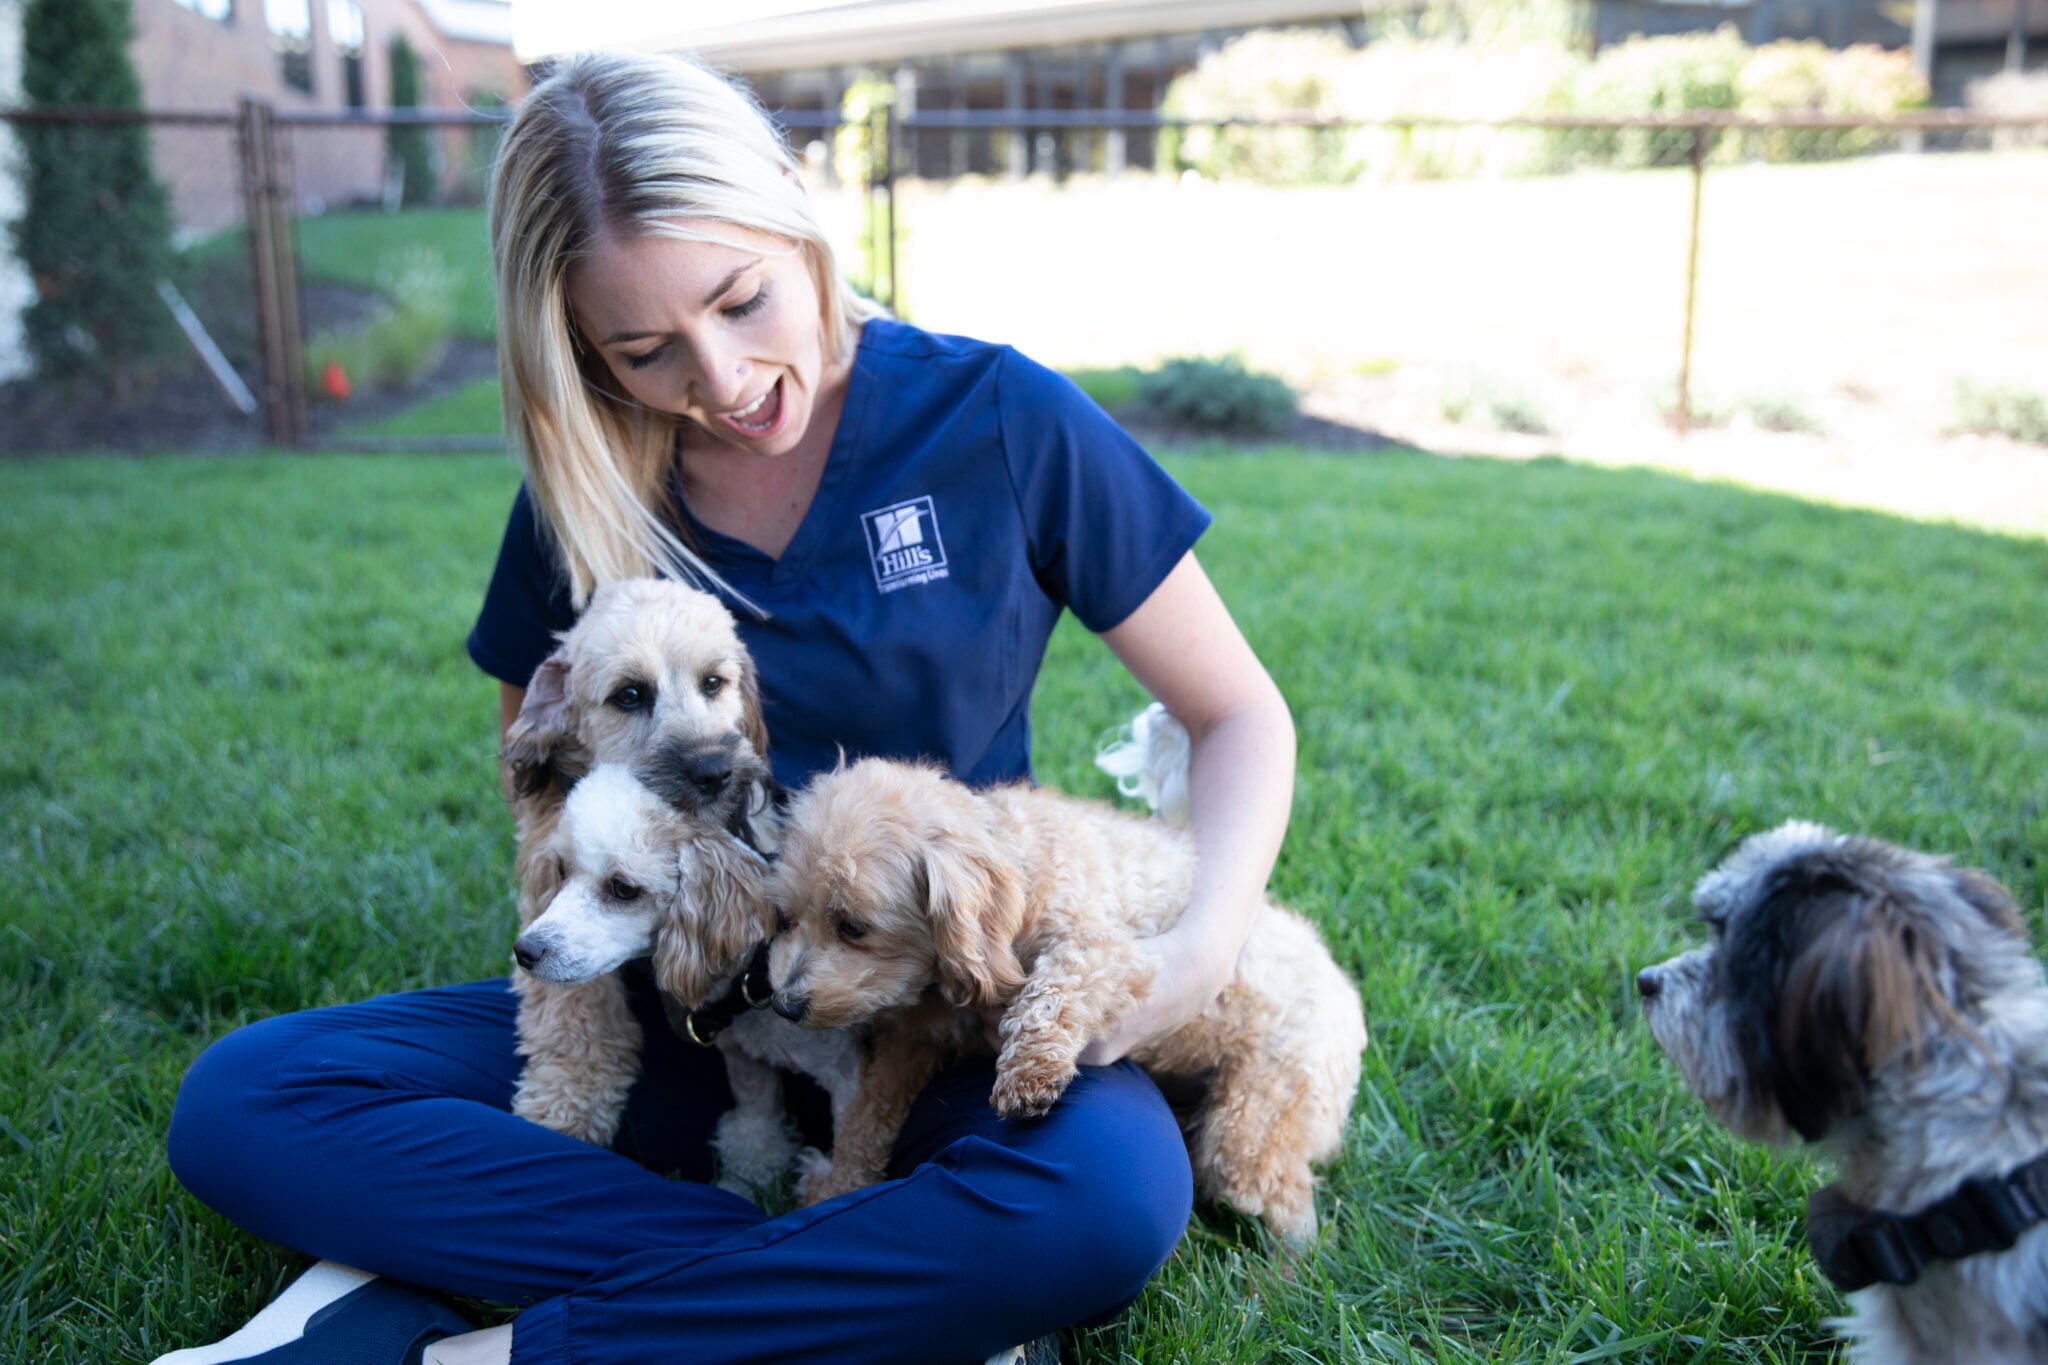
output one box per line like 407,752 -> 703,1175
1806,1154 -> 2048,1292
668,944 -> 775,1048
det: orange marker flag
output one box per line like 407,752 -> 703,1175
321,359 -> 352,401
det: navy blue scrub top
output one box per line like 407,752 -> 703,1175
469,319 -> 1210,789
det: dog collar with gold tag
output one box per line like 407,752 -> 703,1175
1806,1157 -> 2048,1292
673,944 -> 776,1048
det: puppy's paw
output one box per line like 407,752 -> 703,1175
990,1063 -> 1073,1120
792,1145 -> 834,1204
796,1150 -> 876,1206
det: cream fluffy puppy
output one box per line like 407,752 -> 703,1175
766,757 -> 1367,1244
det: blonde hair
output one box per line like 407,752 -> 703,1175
489,50 -> 883,610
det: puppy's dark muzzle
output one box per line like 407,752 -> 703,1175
772,993 -> 809,1023
641,737 -> 745,812
1635,968 -> 1662,1000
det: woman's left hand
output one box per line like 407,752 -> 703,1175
1077,926 -> 1235,1066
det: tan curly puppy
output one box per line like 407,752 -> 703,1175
501,578 -> 775,1148
766,756 -> 1368,1244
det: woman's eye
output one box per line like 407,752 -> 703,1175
836,919 -> 867,944
622,345 -> 668,371
701,674 -> 726,699
607,876 -> 643,903
723,287 -> 769,320
608,683 -> 650,712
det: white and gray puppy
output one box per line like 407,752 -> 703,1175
1639,820 -> 2048,1365
517,761 -> 859,1195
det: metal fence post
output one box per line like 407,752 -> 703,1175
237,96 -> 307,446
882,101 -> 899,315
1676,121 -> 1708,435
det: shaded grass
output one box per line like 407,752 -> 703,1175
291,208 -> 497,340
3,448 -> 2045,1363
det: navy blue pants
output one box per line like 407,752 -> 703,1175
167,978 -> 1193,1364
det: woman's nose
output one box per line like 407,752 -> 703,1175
686,337 -> 749,412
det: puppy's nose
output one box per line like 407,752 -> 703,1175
514,938 -> 546,972
773,993 -> 809,1023
1635,968 -> 1661,1000
643,741 -> 741,812
681,747 -> 733,802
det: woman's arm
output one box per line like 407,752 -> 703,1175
1079,550 -> 1297,1065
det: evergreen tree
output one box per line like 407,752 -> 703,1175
386,34 -> 436,207
13,0 -> 177,387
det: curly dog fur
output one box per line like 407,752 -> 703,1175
765,756 -> 1367,1243
501,579 -> 856,1188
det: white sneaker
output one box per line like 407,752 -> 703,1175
150,1260 -> 473,1364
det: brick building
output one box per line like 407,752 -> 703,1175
131,0 -> 528,229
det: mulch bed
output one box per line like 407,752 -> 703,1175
1,270 -> 497,458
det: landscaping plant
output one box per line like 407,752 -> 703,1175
12,0 -> 177,392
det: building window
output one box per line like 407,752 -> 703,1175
173,0 -> 235,21
266,0 -> 314,95
329,0 -> 367,109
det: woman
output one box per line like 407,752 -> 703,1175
162,50 -> 1295,1365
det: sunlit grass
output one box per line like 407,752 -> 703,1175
3,448 -> 2043,1362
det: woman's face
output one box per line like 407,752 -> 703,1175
566,221 -> 839,457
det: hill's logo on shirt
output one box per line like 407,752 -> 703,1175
861,496 -> 950,594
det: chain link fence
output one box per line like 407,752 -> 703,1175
2,101 -> 2043,460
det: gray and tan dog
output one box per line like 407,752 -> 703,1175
1639,821 -> 2048,1364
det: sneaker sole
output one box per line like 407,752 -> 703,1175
150,1261 -> 377,1365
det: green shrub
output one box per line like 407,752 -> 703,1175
835,72 -> 897,304
1136,355 -> 1298,434
13,0 -> 177,390
386,34 -> 436,207
1062,365 -> 1144,411
304,247 -> 456,392
1162,29 -> 1361,184
1968,70 -> 2048,149
1339,38 -> 1582,179
1442,381 -> 1551,435
1745,395 -> 1823,434
1738,41 -> 1925,159
1566,25 -> 1747,168
450,88 -> 507,205
1954,382 -> 2048,446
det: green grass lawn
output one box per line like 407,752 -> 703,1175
3,448 -> 2044,1363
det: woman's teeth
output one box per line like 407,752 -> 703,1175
723,380 -> 780,433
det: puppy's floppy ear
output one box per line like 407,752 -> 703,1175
505,652 -> 574,798
918,805 -> 1027,1010
1728,855 -> 1944,1142
738,662 -> 771,765
651,838 -> 771,1009
1951,865 -> 2028,942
